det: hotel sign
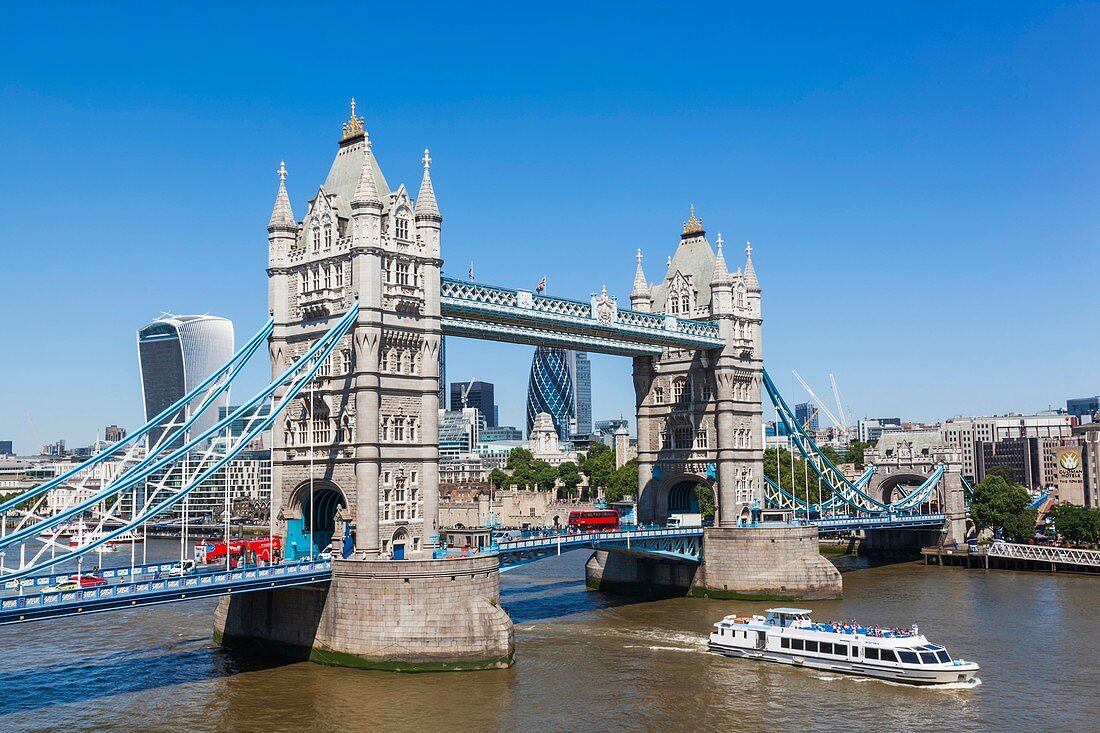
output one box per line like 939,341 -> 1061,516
1055,447 -> 1084,504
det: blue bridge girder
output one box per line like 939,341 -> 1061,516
492,527 -> 706,570
439,277 -> 725,356
0,560 -> 332,627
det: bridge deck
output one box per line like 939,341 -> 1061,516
0,560 -> 331,626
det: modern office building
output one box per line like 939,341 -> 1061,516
857,417 -> 901,443
0,441 -> 12,456
481,425 -> 523,442
526,346 -> 575,441
450,380 -> 496,428
217,403 -> 273,443
439,407 -> 486,458
1067,396 -> 1099,420
944,413 -> 1077,481
104,425 -> 127,443
795,402 -> 819,431
570,351 -> 592,438
137,314 -> 234,451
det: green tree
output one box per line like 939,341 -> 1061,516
763,447 -> 833,505
581,443 -> 615,492
1051,503 -> 1100,544
844,441 -> 875,468
487,468 -> 510,490
694,484 -> 716,519
506,447 -> 533,470
531,460 -> 559,492
970,475 -> 1036,542
605,458 -> 638,503
821,445 -> 843,466
557,461 -> 582,498
983,465 -> 1019,484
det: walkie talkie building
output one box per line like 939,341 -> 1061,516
137,314 -> 235,450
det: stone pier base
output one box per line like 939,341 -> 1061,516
691,526 -> 842,600
214,555 -> 514,672
585,550 -> 698,595
585,526 -> 842,601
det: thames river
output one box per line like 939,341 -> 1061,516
0,541 -> 1095,733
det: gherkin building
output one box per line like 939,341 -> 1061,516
526,346 -> 575,440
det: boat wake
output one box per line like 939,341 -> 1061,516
811,672 -> 983,690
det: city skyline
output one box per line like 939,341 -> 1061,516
0,3 -> 1096,452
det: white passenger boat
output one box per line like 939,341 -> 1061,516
708,607 -> 979,685
68,529 -> 145,548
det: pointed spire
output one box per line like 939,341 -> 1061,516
268,161 -> 295,230
711,233 -> 730,285
415,147 -> 441,219
743,240 -> 761,292
352,135 -> 382,208
631,249 -> 649,297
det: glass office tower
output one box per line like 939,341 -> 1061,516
137,314 -> 234,450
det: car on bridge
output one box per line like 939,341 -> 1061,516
68,574 -> 108,588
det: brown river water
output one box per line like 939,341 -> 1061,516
0,540 -> 1096,732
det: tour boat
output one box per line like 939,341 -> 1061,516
38,521 -> 90,539
708,607 -> 979,685
68,529 -> 145,548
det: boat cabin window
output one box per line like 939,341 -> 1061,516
781,638 -> 790,649
865,647 -> 879,660
919,652 -> 938,665
765,611 -> 810,627
936,651 -> 951,663
819,642 -> 833,655
879,649 -> 898,663
804,640 -> 818,653
898,650 -> 919,665
791,638 -> 804,651
834,643 -> 848,656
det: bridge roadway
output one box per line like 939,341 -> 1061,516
0,559 -> 331,626
0,514 -> 948,626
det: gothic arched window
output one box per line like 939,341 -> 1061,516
681,294 -> 689,314
323,219 -> 333,249
395,214 -> 410,240
670,295 -> 679,315
311,223 -> 321,253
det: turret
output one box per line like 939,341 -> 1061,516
743,241 -> 760,294
267,161 -> 297,267
415,148 -> 442,258
351,133 -> 384,249
709,233 -> 733,316
630,249 -> 652,312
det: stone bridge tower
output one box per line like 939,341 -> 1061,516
630,208 -> 764,526
217,103 -> 512,671
591,208 -> 841,601
266,101 -> 442,561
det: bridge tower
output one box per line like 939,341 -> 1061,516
590,208 -> 841,600
215,102 -> 513,671
631,210 -> 763,526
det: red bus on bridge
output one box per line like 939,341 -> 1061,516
567,510 -> 620,532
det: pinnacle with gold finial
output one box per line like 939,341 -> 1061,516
341,97 -> 365,141
682,203 -> 704,236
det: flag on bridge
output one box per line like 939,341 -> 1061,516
536,276 -> 546,293
468,262 -> 474,280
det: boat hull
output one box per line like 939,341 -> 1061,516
708,643 -> 979,685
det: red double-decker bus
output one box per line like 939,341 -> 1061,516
567,509 -> 620,532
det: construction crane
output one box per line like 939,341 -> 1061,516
459,378 -> 477,409
792,371 -> 846,435
828,374 -> 852,441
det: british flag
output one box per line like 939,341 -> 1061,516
536,277 -> 546,293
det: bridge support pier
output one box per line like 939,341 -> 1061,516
214,555 -> 513,672
691,526 -> 841,601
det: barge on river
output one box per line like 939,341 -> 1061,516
708,607 -> 979,685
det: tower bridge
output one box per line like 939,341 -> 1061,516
0,102 -> 966,670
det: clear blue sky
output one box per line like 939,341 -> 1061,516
0,2 -> 1096,453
